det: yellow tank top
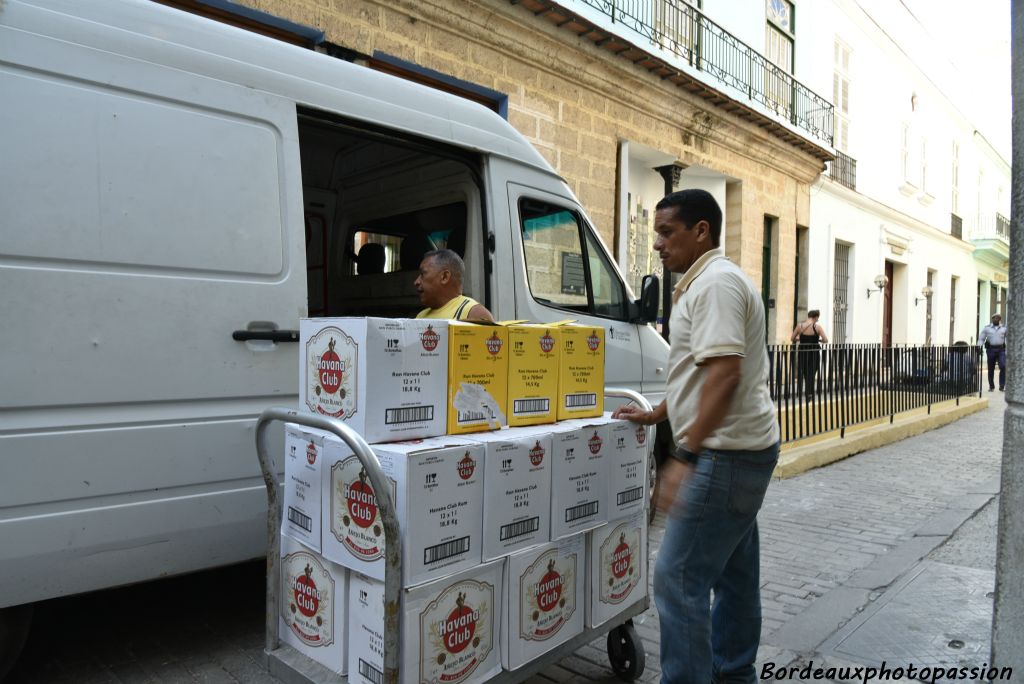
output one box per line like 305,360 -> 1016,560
415,295 -> 481,321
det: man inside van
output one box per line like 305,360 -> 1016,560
414,249 -> 495,322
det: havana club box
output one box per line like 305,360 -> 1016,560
283,424 -> 328,552
605,417 -> 651,520
448,321 -> 508,435
506,324 -> 560,427
467,427 -> 552,560
548,420 -> 609,540
502,534 -> 586,670
556,324 -> 605,420
300,317 -> 448,443
279,534 -> 348,674
348,560 -> 504,684
321,435 -> 485,586
586,512 -> 648,628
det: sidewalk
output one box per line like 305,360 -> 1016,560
535,391 -> 1005,683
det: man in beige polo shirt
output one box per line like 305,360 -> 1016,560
614,189 -> 779,684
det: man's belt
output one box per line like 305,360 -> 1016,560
988,344 -> 1005,349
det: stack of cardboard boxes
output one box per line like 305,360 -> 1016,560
281,316 -> 648,683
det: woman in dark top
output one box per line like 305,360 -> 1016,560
791,310 -> 829,398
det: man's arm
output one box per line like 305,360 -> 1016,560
683,354 -> 742,454
466,303 -> 495,323
611,400 -> 667,425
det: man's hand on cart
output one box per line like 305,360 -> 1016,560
611,400 -> 667,426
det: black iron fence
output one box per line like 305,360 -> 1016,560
570,0 -> 834,147
827,151 -> 857,191
768,343 -> 983,443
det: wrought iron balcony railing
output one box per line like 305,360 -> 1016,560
560,0 -> 834,147
996,213 -> 1010,239
950,213 -> 963,240
827,150 -> 856,190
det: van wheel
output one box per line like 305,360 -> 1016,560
0,604 -> 33,680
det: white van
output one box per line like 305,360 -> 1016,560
0,0 -> 669,663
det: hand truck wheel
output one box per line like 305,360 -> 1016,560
606,620 -> 645,681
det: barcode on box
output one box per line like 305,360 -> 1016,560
359,658 -> 383,684
513,398 -> 550,416
499,516 -> 540,542
424,536 -> 471,565
457,410 -> 487,424
616,487 -> 643,506
564,393 -> 597,409
287,506 -> 312,533
385,405 -> 434,425
565,501 -> 599,523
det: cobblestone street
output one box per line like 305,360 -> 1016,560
7,394 -> 1004,683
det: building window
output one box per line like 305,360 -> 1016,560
833,39 -> 851,152
977,170 -> 985,232
920,139 -> 928,192
951,141 -> 960,214
926,269 -> 935,344
832,241 -> 851,344
901,124 -> 911,183
765,0 -> 795,113
949,275 -> 958,345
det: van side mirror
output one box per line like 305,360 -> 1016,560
637,274 -> 660,323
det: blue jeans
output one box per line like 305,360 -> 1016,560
654,442 -> 779,684
986,347 -> 1006,390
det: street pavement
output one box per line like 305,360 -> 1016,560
6,392 -> 1006,683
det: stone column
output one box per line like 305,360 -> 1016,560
991,0 -> 1024,670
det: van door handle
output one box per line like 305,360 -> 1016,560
232,330 -> 299,342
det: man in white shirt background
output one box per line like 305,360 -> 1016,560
979,313 -> 1008,392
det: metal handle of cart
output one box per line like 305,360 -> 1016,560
255,387 -> 654,684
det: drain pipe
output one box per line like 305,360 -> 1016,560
991,0 -> 1023,670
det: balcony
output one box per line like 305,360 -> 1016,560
512,0 -> 834,158
996,213 -> 1010,239
970,212 -> 1011,265
826,151 -> 857,191
950,213 -> 962,240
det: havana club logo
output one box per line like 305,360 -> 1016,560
331,457 -> 393,561
421,579 -> 494,684
306,440 -> 318,466
529,441 -> 546,467
346,468 -> 377,529
293,563 -> 321,617
586,332 -> 601,352
439,592 -> 481,654
457,452 -> 477,480
421,324 -> 440,352
318,338 -> 344,394
588,431 -> 603,455
485,332 -> 503,356
635,425 -> 646,446
539,332 -> 555,354
535,559 -> 564,613
282,550 -> 334,648
599,523 -> 641,606
305,327 -> 357,419
521,549 -> 577,642
611,533 -> 632,580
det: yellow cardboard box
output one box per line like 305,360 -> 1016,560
506,324 -> 560,427
447,321 -> 509,434
557,324 -> 605,420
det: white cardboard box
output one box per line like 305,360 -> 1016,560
300,317 -> 448,443
586,513 -> 648,628
502,535 -> 586,670
321,435 -> 485,586
604,417 -> 651,520
279,534 -> 348,674
468,427 -> 552,560
283,424 -> 329,552
348,560 -> 504,684
548,420 -> 609,540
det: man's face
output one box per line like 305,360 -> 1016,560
414,256 -> 450,308
993,315 -> 1002,326
653,206 -> 709,274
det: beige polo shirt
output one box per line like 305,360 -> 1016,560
666,248 -> 779,452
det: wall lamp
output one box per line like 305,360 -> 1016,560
867,274 -> 888,299
915,285 -> 934,307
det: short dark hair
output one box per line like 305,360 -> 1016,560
808,309 -> 820,319
655,189 -> 723,246
422,248 -> 465,283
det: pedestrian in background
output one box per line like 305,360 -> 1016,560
791,310 -> 829,399
613,189 -> 779,684
979,313 -> 1007,392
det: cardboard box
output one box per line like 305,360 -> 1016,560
586,513 -> 648,628
447,321 -> 508,434
280,534 -> 348,674
605,417 -> 651,520
556,324 -> 605,420
548,420 -> 609,540
283,424 -> 326,552
349,560 -> 504,684
506,324 -> 560,427
502,535 -> 586,670
321,435 -> 484,586
468,427 -> 552,560
300,317 -> 448,443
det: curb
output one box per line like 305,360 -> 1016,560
774,397 -> 989,479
